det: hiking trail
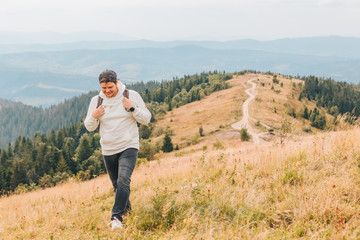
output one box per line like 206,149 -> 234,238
231,78 -> 270,144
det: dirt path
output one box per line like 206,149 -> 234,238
231,78 -> 268,144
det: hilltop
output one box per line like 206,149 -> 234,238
152,73 -> 337,151
0,73 -> 359,239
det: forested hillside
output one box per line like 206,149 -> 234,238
299,76 -> 360,119
0,92 -> 97,148
0,71 -> 230,148
0,71 -> 231,195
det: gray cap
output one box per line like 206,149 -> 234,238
99,70 -> 117,83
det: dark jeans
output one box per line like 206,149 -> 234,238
103,148 -> 138,221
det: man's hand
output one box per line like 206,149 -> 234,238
123,97 -> 135,111
92,105 -> 105,119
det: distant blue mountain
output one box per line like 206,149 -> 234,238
0,36 -> 359,106
1,36 -> 359,59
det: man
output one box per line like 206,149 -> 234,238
84,70 -> 151,230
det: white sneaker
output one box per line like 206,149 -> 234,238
108,217 -> 123,230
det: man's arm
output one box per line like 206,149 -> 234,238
84,96 -> 101,131
127,91 -> 152,125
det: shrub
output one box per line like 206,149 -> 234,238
302,126 -> 312,133
39,174 -> 53,189
273,76 -> 279,84
286,107 -> 297,118
153,126 -> 164,137
75,170 -> 91,182
282,170 -> 303,186
14,183 -> 28,194
213,140 -> 225,150
191,133 -> 200,145
240,128 -> 250,141
136,158 -> 148,167
52,172 -> 71,185
139,124 -> 152,139
139,139 -> 157,160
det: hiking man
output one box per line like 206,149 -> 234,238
84,70 -> 151,230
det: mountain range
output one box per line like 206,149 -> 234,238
0,36 -> 360,107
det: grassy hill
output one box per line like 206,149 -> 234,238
0,74 -> 359,239
152,73 -> 337,150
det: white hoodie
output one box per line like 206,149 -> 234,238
84,83 -> 151,155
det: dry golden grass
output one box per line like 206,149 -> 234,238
2,128 -> 360,239
154,73 -> 336,150
153,74 -> 255,147
251,75 -> 333,135
1,73 -> 360,239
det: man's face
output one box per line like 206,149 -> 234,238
100,81 -> 118,98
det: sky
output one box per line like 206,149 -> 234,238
1,0 -> 360,41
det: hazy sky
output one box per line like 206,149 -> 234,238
1,0 -> 360,40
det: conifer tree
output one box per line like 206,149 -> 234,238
62,138 -> 77,174
0,166 -> 6,193
56,155 -> 69,173
10,161 -> 27,190
199,126 -> 204,137
162,132 -> 173,152
76,133 -> 93,163
7,143 -> 13,158
303,107 -> 309,119
55,129 -> 65,149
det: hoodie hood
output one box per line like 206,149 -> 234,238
99,82 -> 126,104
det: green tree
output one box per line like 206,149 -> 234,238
76,133 -> 93,164
0,166 -> 7,194
311,112 -> 327,130
62,137 -> 77,174
55,129 -> 65,149
10,160 -> 27,190
139,125 -> 152,140
56,155 -> 69,173
162,133 -> 173,153
199,125 -> 204,137
240,128 -> 250,141
302,107 -> 309,119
